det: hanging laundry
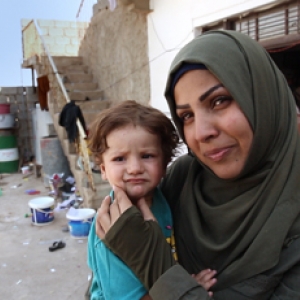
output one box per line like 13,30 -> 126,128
37,75 -> 50,111
59,101 -> 87,143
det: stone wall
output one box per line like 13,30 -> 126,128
22,19 -> 88,60
78,1 -> 150,105
0,87 -> 38,161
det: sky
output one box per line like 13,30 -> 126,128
0,0 -> 95,87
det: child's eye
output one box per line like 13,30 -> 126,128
142,154 -> 154,159
113,156 -> 124,162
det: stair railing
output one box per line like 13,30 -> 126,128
32,19 -> 95,191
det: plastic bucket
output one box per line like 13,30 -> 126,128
66,208 -> 96,239
28,197 -> 55,226
0,135 -> 19,173
0,114 -> 14,129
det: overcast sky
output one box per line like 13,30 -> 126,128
0,0 -> 96,87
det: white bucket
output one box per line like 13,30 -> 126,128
28,197 -> 55,226
66,207 -> 96,239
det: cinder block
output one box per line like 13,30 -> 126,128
54,21 -> 71,28
55,37 -> 71,45
71,38 -> 80,45
64,28 -> 77,37
37,19 -> 55,27
0,87 -> 18,95
40,27 -> 49,36
49,28 -> 64,37
66,45 -> 79,55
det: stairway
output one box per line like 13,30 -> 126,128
48,56 -> 111,209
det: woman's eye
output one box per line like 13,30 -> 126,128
179,112 -> 193,122
212,96 -> 232,109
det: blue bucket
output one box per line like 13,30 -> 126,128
66,208 -> 96,239
28,197 -> 55,226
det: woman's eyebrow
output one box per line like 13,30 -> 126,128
200,83 -> 224,101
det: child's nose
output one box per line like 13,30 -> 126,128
127,158 -> 143,174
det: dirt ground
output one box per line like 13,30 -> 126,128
0,172 -> 92,300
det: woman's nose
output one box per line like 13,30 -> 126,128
194,113 -> 218,142
127,158 -> 143,174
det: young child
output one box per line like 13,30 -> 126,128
87,100 -> 216,299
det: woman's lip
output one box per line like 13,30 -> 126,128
204,147 -> 233,161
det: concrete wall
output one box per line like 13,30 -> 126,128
147,0 -> 277,113
0,87 -> 38,161
22,19 -> 88,60
78,1 -> 150,105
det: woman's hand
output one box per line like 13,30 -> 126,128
192,269 -> 217,297
96,186 -> 133,239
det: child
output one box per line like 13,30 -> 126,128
87,100 -> 216,299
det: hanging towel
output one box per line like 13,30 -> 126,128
37,75 -> 50,111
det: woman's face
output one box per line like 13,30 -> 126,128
174,69 -> 253,179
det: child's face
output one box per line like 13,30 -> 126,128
100,124 -> 165,204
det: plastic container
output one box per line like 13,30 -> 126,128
66,208 -> 96,239
28,197 -> 55,226
0,134 -> 19,173
0,114 -> 14,129
0,104 -> 10,114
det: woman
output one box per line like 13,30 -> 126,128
96,30 -> 300,299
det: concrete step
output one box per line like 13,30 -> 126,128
63,73 -> 93,83
58,64 -> 89,74
65,82 -> 98,91
52,56 -> 83,67
77,99 -> 110,112
68,89 -> 104,101
82,112 -> 99,126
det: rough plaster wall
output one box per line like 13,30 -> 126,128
78,4 -> 150,105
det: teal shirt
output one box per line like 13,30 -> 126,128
87,187 -> 173,300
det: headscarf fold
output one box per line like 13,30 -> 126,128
164,30 -> 300,289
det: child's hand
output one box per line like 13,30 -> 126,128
192,269 -> 217,297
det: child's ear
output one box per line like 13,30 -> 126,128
100,164 -> 107,181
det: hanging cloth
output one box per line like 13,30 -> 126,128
59,101 -> 87,143
37,75 -> 50,111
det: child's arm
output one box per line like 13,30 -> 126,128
192,269 -> 217,297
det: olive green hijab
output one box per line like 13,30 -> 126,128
165,30 -> 300,289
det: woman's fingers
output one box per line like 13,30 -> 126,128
96,195 -> 112,236
113,186 -> 133,213
136,198 -> 156,221
193,269 -> 217,291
